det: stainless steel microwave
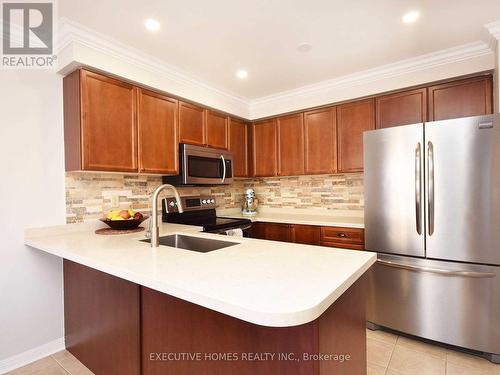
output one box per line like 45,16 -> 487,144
162,144 -> 234,186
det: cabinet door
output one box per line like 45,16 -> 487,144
178,101 -> 205,146
206,110 -> 228,149
264,223 -> 292,242
252,119 -> 278,177
81,70 -> 137,172
137,89 -> 178,174
291,224 -> 321,245
428,76 -> 493,121
277,113 -> 305,176
304,107 -> 337,174
228,118 -> 248,177
376,88 -> 427,128
337,99 -> 375,172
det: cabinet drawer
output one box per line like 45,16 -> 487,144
321,227 -> 364,245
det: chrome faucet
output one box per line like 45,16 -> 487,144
148,184 -> 183,247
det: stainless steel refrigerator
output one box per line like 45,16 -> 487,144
363,114 -> 500,363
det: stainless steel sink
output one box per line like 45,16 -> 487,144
141,234 -> 238,253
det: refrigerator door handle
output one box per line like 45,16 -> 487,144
415,143 -> 422,235
428,141 -> 435,235
376,259 -> 496,278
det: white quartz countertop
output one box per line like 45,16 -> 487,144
217,208 -> 364,228
25,221 -> 375,327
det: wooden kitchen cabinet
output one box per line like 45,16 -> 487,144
250,222 -> 292,242
137,89 -> 178,174
64,69 -> 138,172
320,227 -> 365,250
228,118 -> 249,177
64,260 -> 141,375
205,110 -> 228,149
277,113 -> 305,176
376,88 -> 427,129
252,119 -> 278,177
337,99 -> 375,172
428,75 -> 493,121
290,224 -> 321,245
178,101 -> 206,146
304,107 -> 337,174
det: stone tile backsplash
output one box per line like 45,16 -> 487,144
65,172 -> 364,223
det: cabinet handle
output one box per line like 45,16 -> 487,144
337,233 -> 347,238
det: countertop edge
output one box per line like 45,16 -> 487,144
24,236 -> 375,327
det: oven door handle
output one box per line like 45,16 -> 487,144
221,155 -> 226,183
208,224 -> 252,234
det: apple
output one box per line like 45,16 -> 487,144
134,212 -> 144,220
119,210 -> 131,220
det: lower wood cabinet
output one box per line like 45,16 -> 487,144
250,222 -> 364,250
64,260 -> 141,375
320,226 -> 365,250
250,222 -> 292,242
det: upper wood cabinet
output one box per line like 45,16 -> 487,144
64,69 -> 138,172
277,113 -> 305,176
228,118 -> 248,177
252,119 -> 278,177
304,107 -> 337,174
337,98 -> 375,173
178,101 -> 205,146
428,76 -> 493,121
376,88 -> 427,129
137,89 -> 178,174
205,110 -> 228,149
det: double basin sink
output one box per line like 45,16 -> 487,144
141,234 -> 238,253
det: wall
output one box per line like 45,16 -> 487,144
66,172 -> 364,222
0,71 -> 66,364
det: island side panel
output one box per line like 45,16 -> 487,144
63,260 -> 141,375
319,275 -> 367,375
141,287 -> 318,375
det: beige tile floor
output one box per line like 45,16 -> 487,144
7,330 -> 500,375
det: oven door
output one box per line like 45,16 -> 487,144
182,144 -> 233,185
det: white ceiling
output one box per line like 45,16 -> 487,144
59,0 -> 500,99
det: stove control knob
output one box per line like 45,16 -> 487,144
211,199 -> 215,204
202,199 -> 207,204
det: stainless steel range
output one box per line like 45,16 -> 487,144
162,195 -> 252,236
363,114 -> 500,363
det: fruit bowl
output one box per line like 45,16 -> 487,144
100,210 -> 148,230
99,216 -> 148,230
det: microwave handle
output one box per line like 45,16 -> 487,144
221,155 -> 226,183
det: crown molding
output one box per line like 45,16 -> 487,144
250,41 -> 492,108
485,20 -> 500,41
54,17 -> 498,120
55,18 -> 250,117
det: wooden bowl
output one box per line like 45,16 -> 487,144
99,215 -> 148,230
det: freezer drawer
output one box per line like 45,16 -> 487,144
367,254 -> 500,355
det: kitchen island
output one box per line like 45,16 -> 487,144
25,221 -> 375,375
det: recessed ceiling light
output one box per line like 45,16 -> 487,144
297,43 -> 312,52
236,69 -> 248,80
145,19 -> 160,32
402,10 -> 420,24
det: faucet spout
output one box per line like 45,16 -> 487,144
150,184 -> 183,247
